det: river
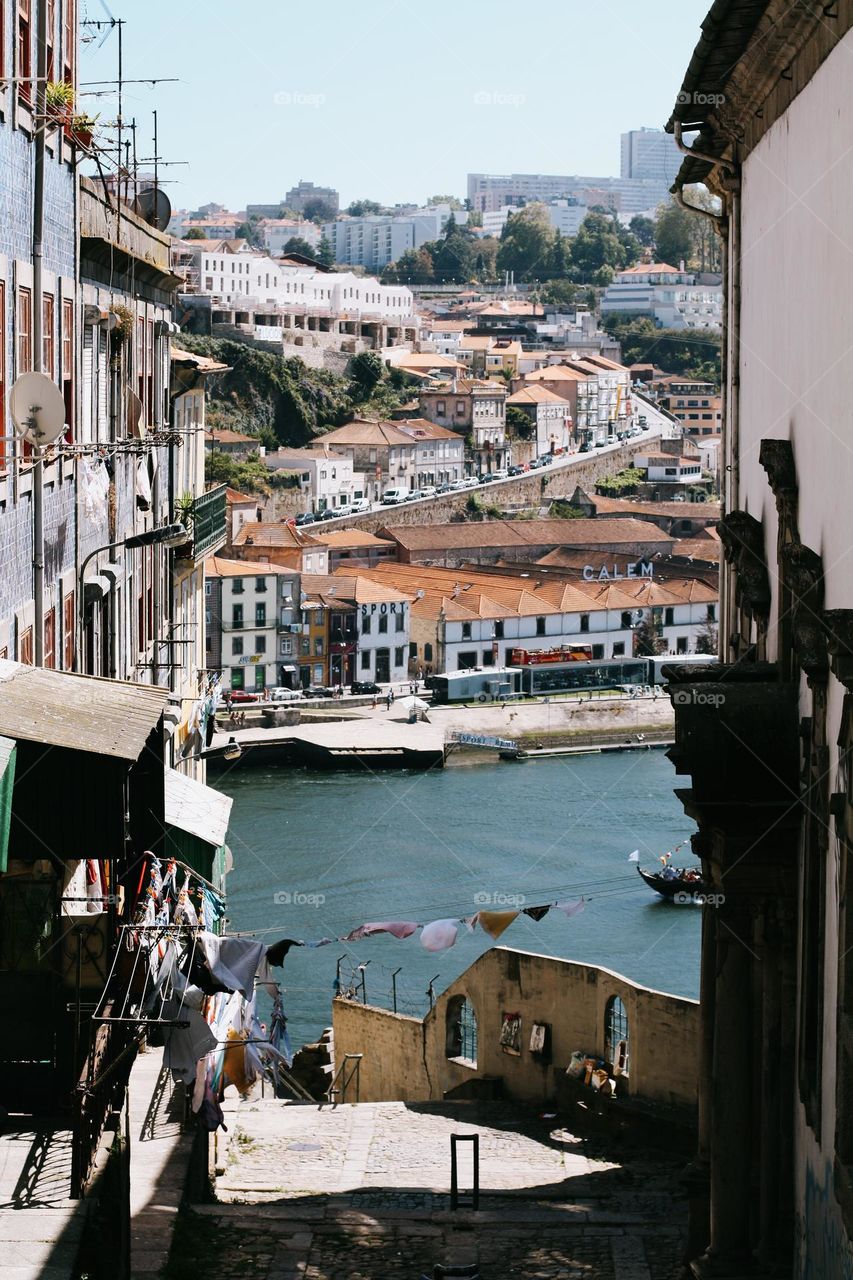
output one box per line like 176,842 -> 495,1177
214,749 -> 700,1049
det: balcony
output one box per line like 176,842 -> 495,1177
180,484 -> 227,562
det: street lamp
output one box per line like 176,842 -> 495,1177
78,523 -> 188,675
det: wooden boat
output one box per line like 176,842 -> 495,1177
637,865 -> 706,900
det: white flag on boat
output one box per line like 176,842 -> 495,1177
628,850 -> 640,862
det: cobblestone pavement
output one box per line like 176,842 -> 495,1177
165,1100 -> 687,1280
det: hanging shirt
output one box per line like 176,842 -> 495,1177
420,919 -> 459,953
477,909 -> 519,940
343,921 -> 419,943
555,897 -> 586,918
197,933 -> 266,1000
522,905 -> 551,922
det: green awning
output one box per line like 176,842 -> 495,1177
0,736 -> 16,873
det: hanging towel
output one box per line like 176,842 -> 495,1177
265,938 -> 304,967
477,909 -> 519,940
522,905 -> 551,922
420,918 -> 459,952
343,921 -> 418,942
555,897 -> 586,918
197,933 -> 266,1000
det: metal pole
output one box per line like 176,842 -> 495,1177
391,966 -> 401,1014
428,974 -> 439,1011
32,0 -> 47,667
359,960 -> 370,1005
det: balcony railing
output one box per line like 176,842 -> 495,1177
191,484 -> 227,560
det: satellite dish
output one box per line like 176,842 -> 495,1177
10,373 -> 67,446
132,186 -> 172,232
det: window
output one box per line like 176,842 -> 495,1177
436,401 -> 445,414
254,664 -> 266,690
664,607 -> 675,627
592,644 -> 604,659
395,646 -> 405,666
44,607 -> 56,669
232,637 -> 244,656
676,637 -> 688,654
42,294 -> 54,378
536,617 -> 546,637
446,995 -> 477,1065
604,995 -> 629,1076
395,611 -> 404,632
424,643 -> 433,663
63,592 -> 74,669
232,604 -> 243,626
707,604 -> 716,622
230,669 -> 245,691
17,0 -> 31,103
482,649 -> 494,666
61,299 -> 73,440
362,614 -> 371,635
458,652 -> 477,670
255,636 -> 266,654
19,625 -> 33,666
621,611 -> 633,629
494,620 -> 504,639
313,664 -> 324,683
360,650 -> 370,669
255,603 -> 266,626
280,638 -> 293,655
255,576 -> 266,593
579,614 -> 589,633
63,0 -> 75,89
17,288 -> 32,373
378,614 -> 388,634
314,638 -> 323,656
232,577 -> 244,594
0,283 -> 5,471
612,642 -> 625,657
462,622 -> 472,640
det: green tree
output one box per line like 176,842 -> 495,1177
629,215 -> 656,248
427,194 -> 463,209
384,246 -> 435,284
349,350 -> 384,400
569,212 -> 626,279
316,234 -> 335,267
302,196 -> 338,223
654,199 -> 695,266
634,615 -> 666,657
540,278 -> 577,308
183,227 -> 206,240
432,213 -> 476,281
346,199 -> 382,216
282,236 -> 317,258
496,204 -> 556,281
547,232 -> 572,279
506,405 -> 534,440
234,218 -> 264,249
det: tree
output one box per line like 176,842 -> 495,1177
346,199 -> 382,216
427,194 -> 463,209
302,197 -> 338,223
432,213 -> 476,282
316,235 -> 335,267
547,232 -> 572,280
634,615 -> 666,656
234,218 -> 264,249
506,405 -> 534,440
496,204 -> 556,281
385,246 -> 434,284
283,236 -> 317,258
349,350 -> 384,400
695,621 -> 719,655
629,215 -> 656,248
569,212 -> 627,279
540,278 -> 577,308
654,199 -> 695,266
183,227 -> 206,240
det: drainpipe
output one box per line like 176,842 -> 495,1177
31,0 -> 48,666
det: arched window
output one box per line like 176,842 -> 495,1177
446,994 -> 477,1066
605,994 -> 630,1077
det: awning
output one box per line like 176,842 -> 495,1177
0,736 -> 16,873
164,768 -> 233,850
279,664 -> 299,673
83,573 -> 112,604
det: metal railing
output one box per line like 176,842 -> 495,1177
326,1053 -> 362,1104
191,484 -> 228,560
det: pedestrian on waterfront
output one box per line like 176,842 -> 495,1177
390,689 -> 395,705
372,695 -> 378,710
386,691 -> 392,711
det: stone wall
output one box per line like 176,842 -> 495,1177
333,945 -> 698,1112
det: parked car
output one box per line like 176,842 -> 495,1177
406,489 -> 423,501
295,511 -> 316,525
228,689 -> 261,704
335,503 -> 353,517
382,487 -> 410,504
419,485 -> 437,498
350,681 -> 380,695
578,442 -> 591,453
350,498 -> 371,513
491,468 -> 509,481
507,464 -> 527,476
595,439 -> 608,448
477,472 -> 496,484
270,687 -> 303,702
436,483 -> 454,494
303,685 -> 335,698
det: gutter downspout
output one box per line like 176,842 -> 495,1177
32,0 -> 48,667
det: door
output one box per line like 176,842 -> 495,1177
375,649 -> 390,683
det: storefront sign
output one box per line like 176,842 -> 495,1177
452,732 -> 518,751
582,562 -> 654,582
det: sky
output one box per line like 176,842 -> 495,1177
79,0 -> 711,213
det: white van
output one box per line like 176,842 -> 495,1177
350,497 -> 371,513
382,488 -> 410,504
270,687 -> 303,702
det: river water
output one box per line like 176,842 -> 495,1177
215,749 -> 700,1049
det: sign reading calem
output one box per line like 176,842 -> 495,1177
582,562 -> 654,582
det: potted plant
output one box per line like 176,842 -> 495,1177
71,113 -> 98,151
45,80 -> 75,127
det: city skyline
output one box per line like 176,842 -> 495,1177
79,0 -> 709,211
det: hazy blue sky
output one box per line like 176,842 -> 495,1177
79,0 -> 710,212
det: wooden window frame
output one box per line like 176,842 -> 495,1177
42,292 -> 54,379
63,591 -> 74,669
61,297 -> 73,441
18,0 -> 32,105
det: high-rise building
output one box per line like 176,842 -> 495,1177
283,181 -> 340,215
620,128 -> 683,186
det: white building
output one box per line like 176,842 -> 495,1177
620,127 -> 683,185
323,212 -> 442,271
206,558 -> 297,695
600,262 -> 722,330
256,219 -> 321,255
264,446 -> 359,512
506,385 -> 573,456
633,451 -> 704,485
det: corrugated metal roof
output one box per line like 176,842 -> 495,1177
165,769 -> 233,849
0,660 -> 168,760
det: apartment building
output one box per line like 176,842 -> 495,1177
601,263 -> 723,330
